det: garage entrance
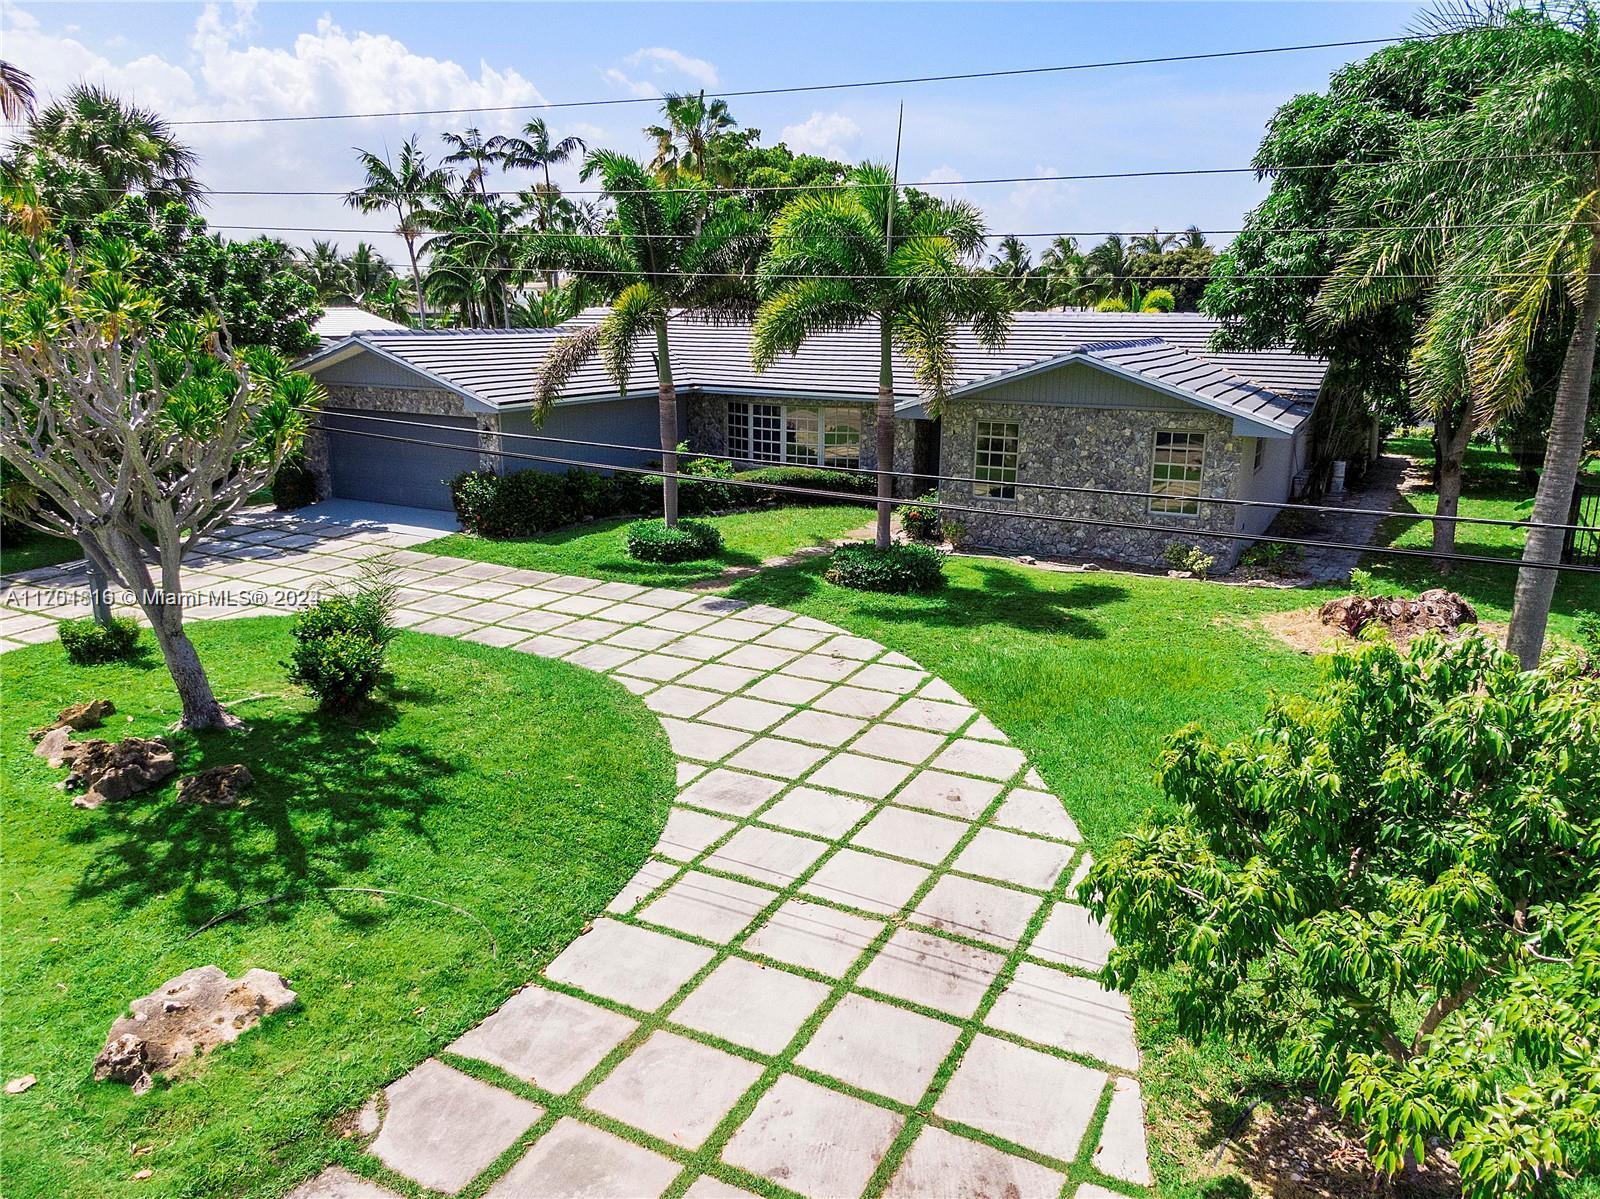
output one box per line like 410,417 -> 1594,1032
322,410 -> 480,511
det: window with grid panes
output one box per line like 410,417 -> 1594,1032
726,402 -> 861,468
1151,430 -> 1206,515
973,421 -> 1020,500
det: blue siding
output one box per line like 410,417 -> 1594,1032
497,398 -> 673,475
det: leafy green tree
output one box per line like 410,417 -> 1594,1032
1318,5 -> 1599,666
347,137 -> 450,327
76,198 -> 321,357
529,151 -> 763,524
716,137 -> 850,219
1127,244 -> 1216,311
753,163 -> 1011,548
0,235 -> 320,728
1083,633 -> 1600,1197
646,90 -> 740,185
2,83 -> 201,220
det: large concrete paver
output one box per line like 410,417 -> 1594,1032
0,507 -> 1150,1197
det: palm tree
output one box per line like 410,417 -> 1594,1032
529,150 -> 763,524
646,91 -> 739,185
1,61 -> 35,121
8,84 -> 201,218
1131,229 -> 1180,254
491,118 -> 587,231
346,241 -> 396,302
1321,5 -> 1599,665
423,186 -> 525,327
1080,234 -> 1133,305
296,239 -> 353,302
346,137 -> 450,327
989,235 -> 1044,310
1183,224 -> 1210,250
754,162 -> 1011,549
1040,235 -> 1086,308
440,128 -> 497,198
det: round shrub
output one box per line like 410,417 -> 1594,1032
287,629 -> 387,711
59,616 -> 141,664
624,519 -> 723,563
1141,287 -> 1176,312
1095,297 -> 1130,312
824,541 -> 946,594
271,456 -> 318,510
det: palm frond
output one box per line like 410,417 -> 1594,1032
751,279 -> 872,369
533,321 -> 603,414
599,282 -> 663,395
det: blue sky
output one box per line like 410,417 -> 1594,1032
3,1 -> 1426,261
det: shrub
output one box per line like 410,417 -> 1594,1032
677,451 -> 741,514
1083,634 -> 1600,1198
270,455 -> 318,510
735,466 -> 875,504
59,616 -> 141,664
288,568 -> 397,709
1238,540 -> 1301,575
1095,297 -> 1130,312
898,492 -> 942,541
624,518 -> 723,563
1141,287 -> 1176,312
824,541 -> 946,593
450,467 -> 645,538
1162,541 -> 1215,579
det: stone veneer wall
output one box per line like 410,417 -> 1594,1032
309,385 -> 502,499
940,401 -> 1245,569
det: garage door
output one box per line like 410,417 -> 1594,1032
323,410 -> 480,511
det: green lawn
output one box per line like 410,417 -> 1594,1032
1363,437 -> 1598,637
1,618 -> 675,1199
420,504 -> 872,588
1,529 -> 83,575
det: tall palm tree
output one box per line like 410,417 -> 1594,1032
753,163 -> 1011,549
346,241 -> 396,301
8,84 -> 200,218
1321,4 -> 1599,665
1183,224 -> 1210,250
530,151 -> 763,523
1040,235 -> 1086,309
346,137 -> 449,327
423,186 -> 524,327
440,128 -> 498,198
989,235 -> 1044,310
0,61 -> 35,122
491,117 -> 587,231
646,91 -> 739,185
1080,234 -> 1133,305
296,239 -> 353,302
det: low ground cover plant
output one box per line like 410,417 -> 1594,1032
824,541 -> 946,593
624,518 -> 723,563
1238,540 -> 1302,575
1083,633 -> 1600,1197
58,616 -> 141,665
287,571 -> 397,709
1163,541 -> 1216,578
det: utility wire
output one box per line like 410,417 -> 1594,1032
165,36 -> 1423,127
309,421 -> 1600,574
308,407 -> 1598,535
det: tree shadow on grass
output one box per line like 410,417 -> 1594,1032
66,684 -> 457,931
728,558 -> 1129,638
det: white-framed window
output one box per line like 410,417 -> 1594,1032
727,401 -> 860,468
974,420 -> 1020,500
1253,437 -> 1265,473
1151,430 -> 1206,515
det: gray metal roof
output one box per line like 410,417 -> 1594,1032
312,306 -> 409,344
302,309 -> 1326,434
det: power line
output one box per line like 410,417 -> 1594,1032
310,420 -> 1600,573
165,36 -> 1423,127
142,148 -> 1600,198
308,408 -> 1598,535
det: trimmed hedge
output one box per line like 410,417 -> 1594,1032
824,541 -> 947,594
734,466 -> 875,504
624,519 -> 724,563
451,468 -> 647,538
59,616 -> 141,664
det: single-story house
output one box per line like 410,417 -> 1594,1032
298,310 -> 1328,569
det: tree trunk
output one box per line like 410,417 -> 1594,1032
146,601 -> 235,730
1432,398 -> 1476,573
876,318 -> 896,551
655,317 -> 680,528
404,233 -> 426,329
1507,230 -> 1600,668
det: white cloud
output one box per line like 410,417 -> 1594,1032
779,111 -> 860,160
601,67 -> 658,100
624,46 -> 719,89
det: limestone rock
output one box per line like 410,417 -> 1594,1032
32,725 -> 78,768
29,698 -> 115,742
94,965 -> 297,1094
65,737 -> 176,809
176,764 -> 255,808
1320,589 -> 1478,644
5,1074 -> 37,1094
